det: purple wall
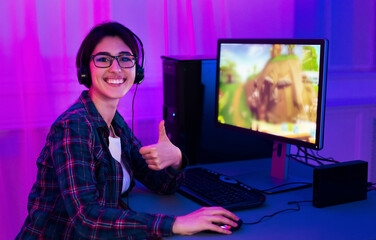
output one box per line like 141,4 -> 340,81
0,0 -> 375,238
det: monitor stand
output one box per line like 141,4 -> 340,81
271,141 -> 290,180
263,141 -> 312,194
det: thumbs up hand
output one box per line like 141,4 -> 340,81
139,120 -> 182,171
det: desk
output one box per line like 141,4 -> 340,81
127,159 -> 376,240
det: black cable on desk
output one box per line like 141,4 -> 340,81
243,200 -> 313,225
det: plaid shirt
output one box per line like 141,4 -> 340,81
16,91 -> 185,240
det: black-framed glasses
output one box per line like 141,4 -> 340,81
91,53 -> 137,68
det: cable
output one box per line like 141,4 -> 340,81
288,153 -> 329,167
128,81 -> 140,209
131,83 -> 139,133
297,146 -> 338,164
309,148 -> 336,162
243,200 -> 312,225
288,146 -> 338,167
288,153 -> 324,166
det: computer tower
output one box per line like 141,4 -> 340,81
162,56 -> 209,164
162,56 -> 273,165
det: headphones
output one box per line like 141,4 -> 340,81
77,27 -> 145,87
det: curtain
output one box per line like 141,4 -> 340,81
0,0 -> 295,238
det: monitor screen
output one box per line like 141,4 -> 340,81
215,39 -> 328,150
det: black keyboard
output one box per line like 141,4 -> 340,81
178,167 -> 266,211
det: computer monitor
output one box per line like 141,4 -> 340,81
215,38 -> 329,180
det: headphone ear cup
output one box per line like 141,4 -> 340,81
77,66 -> 89,86
135,64 -> 144,84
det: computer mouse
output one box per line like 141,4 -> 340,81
203,219 -> 243,234
219,218 -> 243,232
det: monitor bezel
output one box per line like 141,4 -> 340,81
214,38 -> 329,150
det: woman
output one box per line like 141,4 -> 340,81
16,22 -> 239,239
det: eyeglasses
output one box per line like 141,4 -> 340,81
91,53 -> 137,68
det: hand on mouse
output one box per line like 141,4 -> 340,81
172,207 -> 240,235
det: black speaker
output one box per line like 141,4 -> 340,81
313,160 -> 368,208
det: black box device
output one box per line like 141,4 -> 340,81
313,160 -> 368,208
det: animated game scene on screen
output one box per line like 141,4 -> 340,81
218,43 -> 321,144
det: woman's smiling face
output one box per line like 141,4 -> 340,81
89,36 -> 136,101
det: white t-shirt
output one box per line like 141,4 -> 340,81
108,136 -> 131,194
